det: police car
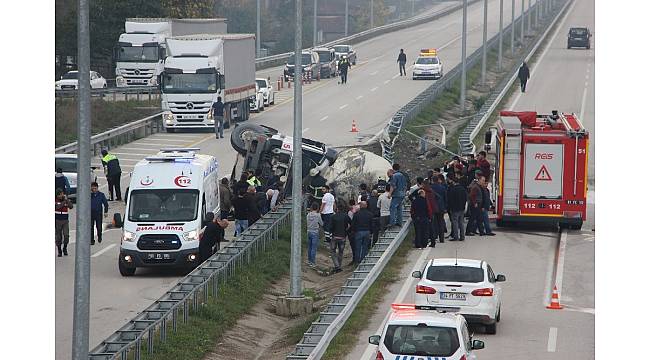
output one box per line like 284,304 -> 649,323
412,259 -> 506,334
368,304 -> 485,360
412,49 -> 443,80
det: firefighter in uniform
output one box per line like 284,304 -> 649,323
101,149 -> 122,201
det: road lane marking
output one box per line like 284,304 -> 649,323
579,63 -> 591,120
547,327 -> 558,352
356,95 -> 364,100
359,247 -> 432,360
92,244 -> 116,258
371,87 -> 378,92
111,152 -> 152,157
383,80 -> 390,84
339,104 -> 348,110
302,128 -> 310,134
392,74 -> 400,79
370,70 -> 379,75
120,147 -> 163,152
554,230 -> 568,300
142,138 -> 189,143
319,116 -> 329,122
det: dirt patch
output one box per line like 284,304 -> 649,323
203,241 -> 355,360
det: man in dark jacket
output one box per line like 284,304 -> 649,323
518,62 -> 530,92
233,189 -> 250,236
480,180 -> 496,236
219,177 -> 233,220
245,186 -> 262,225
367,190 -> 380,246
477,151 -> 491,178
330,204 -> 351,272
55,168 -> 70,195
466,176 -> 486,236
419,179 -> 439,248
447,176 -> 467,241
397,49 -> 407,76
351,201 -> 374,264
90,182 -> 109,245
410,189 -> 431,249
101,149 -> 122,201
431,174 -> 448,244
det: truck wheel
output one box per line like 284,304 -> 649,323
230,123 -> 275,155
485,322 -> 497,335
119,260 -> 136,276
570,220 -> 583,230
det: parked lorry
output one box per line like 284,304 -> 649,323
160,34 -> 257,132
114,18 -> 227,88
485,110 -> 589,229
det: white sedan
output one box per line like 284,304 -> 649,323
412,258 -> 506,334
368,303 -> 485,360
55,71 -> 107,90
256,78 -> 275,106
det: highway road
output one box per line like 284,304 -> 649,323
345,0 -> 595,358
55,0 -> 529,358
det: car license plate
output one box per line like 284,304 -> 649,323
183,114 -> 201,120
441,292 -> 466,300
147,253 -> 171,260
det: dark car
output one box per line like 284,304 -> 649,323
284,51 -> 321,82
314,48 -> 337,78
567,27 -> 591,49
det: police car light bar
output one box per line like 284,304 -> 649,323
159,147 -> 201,152
391,303 -> 416,311
419,48 -> 437,56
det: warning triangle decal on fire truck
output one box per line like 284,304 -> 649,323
534,165 -> 553,181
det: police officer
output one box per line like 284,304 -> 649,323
246,169 -> 262,189
338,55 -> 351,84
101,149 -> 122,201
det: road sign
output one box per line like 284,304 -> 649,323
534,164 -> 552,181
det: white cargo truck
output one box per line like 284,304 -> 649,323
114,18 -> 227,88
114,148 -> 220,276
160,34 -> 257,132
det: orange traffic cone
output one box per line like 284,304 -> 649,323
546,286 -> 563,310
350,119 -> 359,133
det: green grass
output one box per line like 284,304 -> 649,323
135,229 -> 292,360
55,98 -> 160,147
321,230 -> 414,360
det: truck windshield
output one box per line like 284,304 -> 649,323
162,73 -> 217,94
128,189 -> 199,222
383,325 -> 460,357
116,45 -> 160,62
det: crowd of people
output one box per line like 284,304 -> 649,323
302,151 -> 497,273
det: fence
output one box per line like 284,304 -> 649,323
381,0 -> 567,163
88,200 -> 293,359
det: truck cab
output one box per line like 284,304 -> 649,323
115,148 -> 220,276
114,20 -> 170,87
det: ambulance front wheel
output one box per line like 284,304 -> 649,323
119,259 -> 136,276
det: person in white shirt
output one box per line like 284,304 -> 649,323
377,184 -> 392,232
319,185 -> 336,242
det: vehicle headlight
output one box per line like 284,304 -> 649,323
184,230 -> 199,241
148,77 -> 158,86
163,112 -> 174,124
116,76 -> 126,86
122,230 -> 135,242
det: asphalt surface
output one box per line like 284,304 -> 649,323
345,0 -> 595,359
55,0 -> 530,358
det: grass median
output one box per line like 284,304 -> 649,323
321,230 -> 414,360
55,98 -> 160,147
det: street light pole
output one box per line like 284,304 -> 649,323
370,0 -> 374,29
521,0 -> 525,44
257,0 -> 261,57
290,0 -> 303,299
481,0 -> 488,84
498,0 -> 503,71
345,0 -> 349,36
313,0 -> 318,46
527,0 -> 531,32
511,0 -> 515,54
460,0 -> 468,113
71,0 -> 91,358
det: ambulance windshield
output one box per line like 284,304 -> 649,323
128,189 -> 199,222
383,325 -> 460,356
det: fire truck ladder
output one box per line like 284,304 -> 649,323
502,129 -> 522,211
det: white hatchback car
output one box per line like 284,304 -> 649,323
369,304 -> 485,360
255,78 -> 275,106
55,71 -> 108,90
412,258 -> 506,334
55,154 -> 98,200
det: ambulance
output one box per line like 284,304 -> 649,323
114,148 -> 220,276
412,48 -> 443,80
368,304 -> 485,360
484,110 -> 589,229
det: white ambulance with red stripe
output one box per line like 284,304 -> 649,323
115,148 -> 220,276
368,304 -> 485,360
485,110 -> 589,229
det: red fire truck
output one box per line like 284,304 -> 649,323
484,110 -> 589,229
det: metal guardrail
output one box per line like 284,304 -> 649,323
286,207 -> 412,360
55,86 -> 161,101
88,200 -> 293,359
55,112 -> 163,155
462,0 -> 573,155
380,2 -> 543,163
